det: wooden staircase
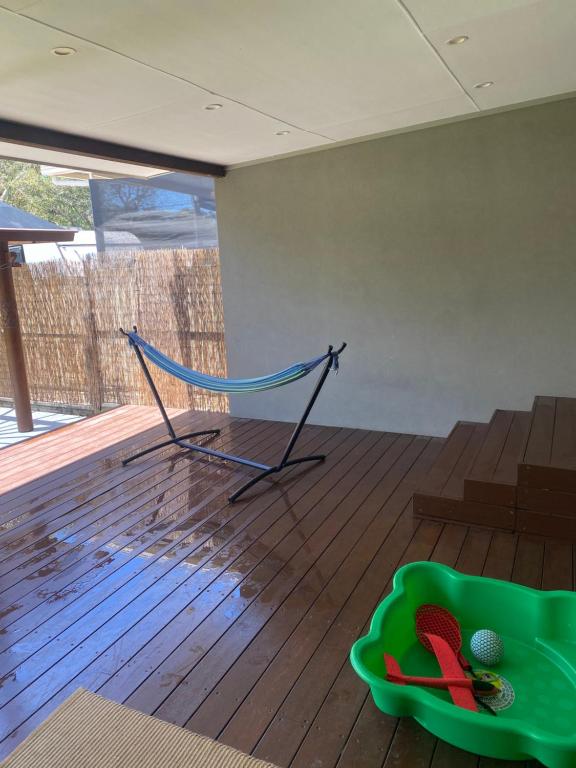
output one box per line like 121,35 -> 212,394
413,396 -> 576,539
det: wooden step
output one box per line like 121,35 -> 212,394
463,410 -> 531,507
517,485 -> 576,516
413,421 -> 515,530
413,493 -> 515,530
416,422 -> 482,499
523,395 -> 556,467
414,395 -> 576,542
519,396 -> 576,494
517,509 -> 576,540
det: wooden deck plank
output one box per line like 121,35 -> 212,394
323,521 -> 464,768
0,421 -> 314,669
0,409 -> 278,521
523,396 -> 556,467
335,694 -> 398,768
476,507 -> 535,768
102,429 -> 377,698
248,520 -> 443,767
413,494 -> 515,531
518,463 -> 576,494
550,397 -> 576,470
516,485 -> 576,517
430,741 -> 479,768
482,530 -> 518,581
0,407 -> 170,489
0,423 -> 332,646
0,424 -> 300,642
416,424 -> 472,497
381,717 -> 437,768
542,539 -> 573,590
0,427 -> 342,700
492,411 -> 531,485
0,410 -> 572,767
199,475 -> 430,767
412,522 -> 522,768
0,412 -> 241,555
0,406 -> 137,462
0,407 -> 214,502
286,519 -> 467,768
0,420 -> 286,602
466,410 -> 514,483
0,434 -> 335,675
379,506 -> 518,768
187,438 -> 440,748
0,407 -> 195,509
0,413 -> 261,562
0,408 -> 253,519
462,410 -> 528,508
454,527 -> 492,575
511,536 -> 544,589
129,430 -> 393,719
442,422 -> 487,499
0,425 -> 372,751
0,446 -> 337,715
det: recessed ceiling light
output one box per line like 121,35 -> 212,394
474,81 -> 494,89
275,130 -> 290,136
447,35 -> 469,45
51,46 -> 77,56
204,103 -> 223,110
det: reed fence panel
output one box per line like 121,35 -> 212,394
0,248 -> 228,413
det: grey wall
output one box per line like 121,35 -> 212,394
215,98 -> 576,436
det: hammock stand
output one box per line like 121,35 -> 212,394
120,327 -> 346,503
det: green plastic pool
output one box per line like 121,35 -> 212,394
350,562 -> 576,767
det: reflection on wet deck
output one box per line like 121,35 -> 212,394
0,406 -> 571,767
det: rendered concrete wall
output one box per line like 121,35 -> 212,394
215,98 -> 576,436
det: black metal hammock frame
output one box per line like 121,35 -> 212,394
120,326 -> 346,502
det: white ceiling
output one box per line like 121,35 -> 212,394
0,0 -> 574,170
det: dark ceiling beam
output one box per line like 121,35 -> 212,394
0,118 -> 226,178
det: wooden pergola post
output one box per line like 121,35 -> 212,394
0,240 -> 32,431
0,228 -> 76,432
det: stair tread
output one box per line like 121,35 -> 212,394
467,409 -> 530,487
550,397 -> 576,469
442,422 -> 489,499
417,421 -> 486,499
523,395 -> 556,467
492,410 -> 532,485
522,395 -> 576,469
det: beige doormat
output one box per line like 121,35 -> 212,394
0,689 -> 279,767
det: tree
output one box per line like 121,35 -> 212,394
0,160 -> 94,229
99,181 -> 155,214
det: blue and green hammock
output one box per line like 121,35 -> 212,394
121,327 -> 346,502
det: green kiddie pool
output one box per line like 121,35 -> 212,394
350,562 -> 576,768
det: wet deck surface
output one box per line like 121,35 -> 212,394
0,406 -> 572,766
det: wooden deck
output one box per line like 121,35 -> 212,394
0,406 -> 572,767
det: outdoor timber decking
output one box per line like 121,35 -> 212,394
0,407 -> 572,767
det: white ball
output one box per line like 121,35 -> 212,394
470,629 -> 504,666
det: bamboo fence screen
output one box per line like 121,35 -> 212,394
0,248 -> 228,413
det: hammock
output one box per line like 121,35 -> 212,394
125,331 -> 338,394
120,326 -> 346,504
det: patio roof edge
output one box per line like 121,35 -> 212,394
0,118 -> 226,178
